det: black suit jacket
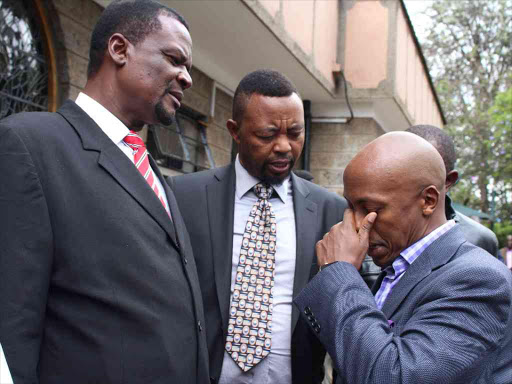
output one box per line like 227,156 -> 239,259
0,101 -> 209,384
167,164 -> 347,384
445,195 -> 501,261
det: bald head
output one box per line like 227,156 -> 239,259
345,132 -> 446,194
343,132 -> 448,267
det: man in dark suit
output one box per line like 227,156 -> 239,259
0,2 -> 208,383
168,70 -> 347,384
295,132 -> 512,384
407,124 -> 502,261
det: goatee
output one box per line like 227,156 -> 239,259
155,100 -> 175,126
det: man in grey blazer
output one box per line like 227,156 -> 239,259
168,70 -> 347,384
295,132 -> 512,384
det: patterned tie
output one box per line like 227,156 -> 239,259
225,183 -> 277,372
123,131 -> 167,210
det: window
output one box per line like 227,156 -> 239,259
147,106 -> 215,174
0,0 -> 51,119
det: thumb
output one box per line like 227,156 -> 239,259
358,212 -> 377,245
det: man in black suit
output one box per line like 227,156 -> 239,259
168,70 -> 347,384
406,125 -> 502,261
0,1 -> 208,383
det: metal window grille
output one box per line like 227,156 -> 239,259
0,0 -> 49,119
147,106 -> 215,173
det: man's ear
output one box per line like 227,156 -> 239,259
445,170 -> 459,191
107,33 -> 130,67
227,119 -> 241,145
421,185 -> 440,217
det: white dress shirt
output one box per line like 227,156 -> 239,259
75,92 -> 169,213
0,343 -> 13,384
219,156 -> 296,384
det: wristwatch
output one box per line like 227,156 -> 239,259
319,261 -> 339,272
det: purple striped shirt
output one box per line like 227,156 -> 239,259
374,220 -> 456,310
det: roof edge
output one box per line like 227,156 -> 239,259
399,0 -> 447,125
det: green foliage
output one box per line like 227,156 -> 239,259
494,221 -> 512,248
488,87 -> 512,180
421,0 -> 512,222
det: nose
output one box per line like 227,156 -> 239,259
273,135 -> 292,154
177,69 -> 193,90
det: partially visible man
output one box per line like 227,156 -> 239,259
168,70 -> 347,384
0,1 -> 208,383
293,169 -> 315,182
407,124 -> 502,261
295,132 -> 512,384
501,235 -> 512,270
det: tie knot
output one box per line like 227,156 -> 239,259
123,131 -> 145,151
253,183 -> 273,199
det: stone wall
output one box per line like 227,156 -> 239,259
53,0 -> 102,101
310,118 -> 384,195
182,67 -> 234,169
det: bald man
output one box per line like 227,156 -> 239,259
294,132 -> 512,384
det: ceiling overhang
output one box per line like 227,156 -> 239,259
93,0 -> 335,101
92,0 -> 412,132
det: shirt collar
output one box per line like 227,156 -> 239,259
75,92 -> 130,145
234,155 -> 290,203
386,220 -> 457,277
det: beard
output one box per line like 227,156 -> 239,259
260,155 -> 295,185
155,91 -> 176,126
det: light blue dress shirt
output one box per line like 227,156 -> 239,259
375,220 -> 456,309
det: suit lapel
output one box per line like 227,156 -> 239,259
381,226 -> 465,319
57,101 -> 179,250
371,270 -> 386,295
151,157 -> 179,247
291,174 -> 318,332
206,164 -> 236,330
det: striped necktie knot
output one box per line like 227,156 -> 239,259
123,131 -> 144,154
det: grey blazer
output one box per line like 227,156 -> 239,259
167,164 -> 347,384
295,225 -> 512,384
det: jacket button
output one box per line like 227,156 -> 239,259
198,321 -> 203,331
313,324 -> 321,333
304,306 -> 312,315
184,257 -> 188,265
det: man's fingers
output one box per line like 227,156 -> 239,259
359,212 -> 377,244
342,208 -> 354,228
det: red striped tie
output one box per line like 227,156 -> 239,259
123,131 -> 167,210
